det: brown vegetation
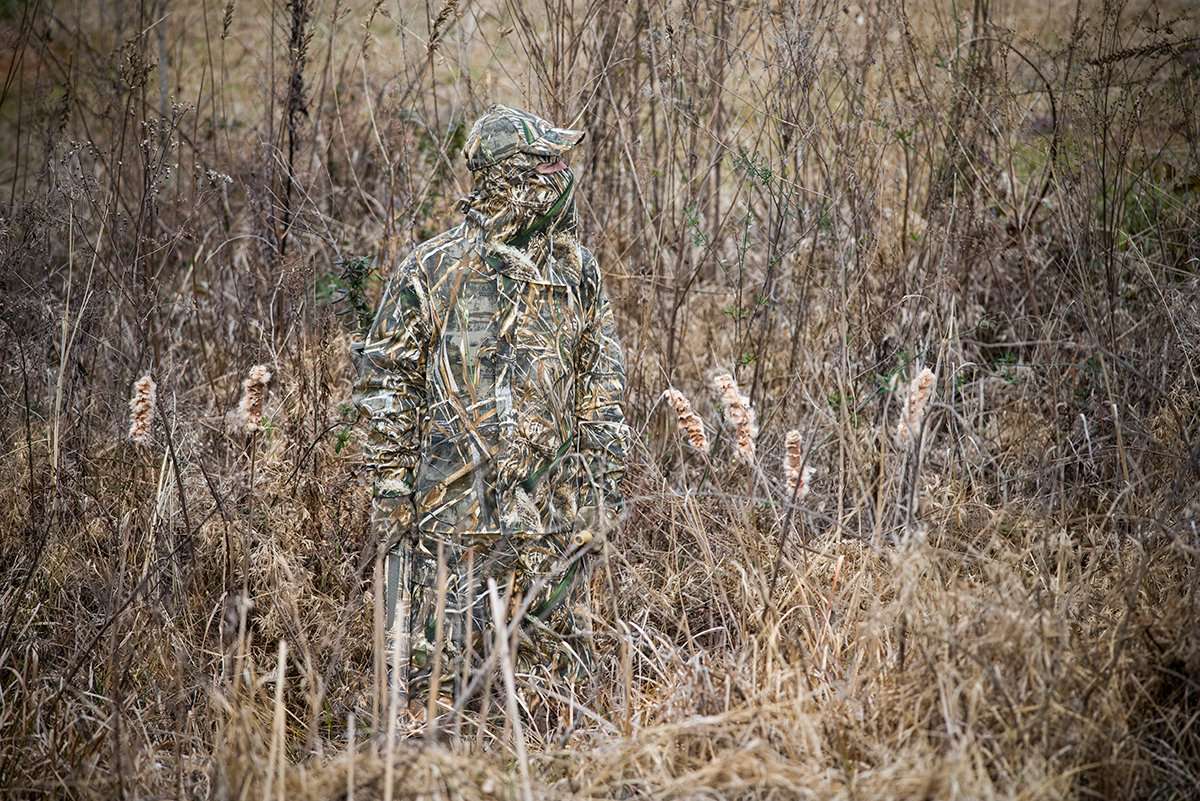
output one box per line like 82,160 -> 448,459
1,0 -> 1199,798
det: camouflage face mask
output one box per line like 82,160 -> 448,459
460,152 -> 577,246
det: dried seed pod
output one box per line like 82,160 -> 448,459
783,429 -> 815,499
896,366 -> 935,447
128,374 -> 156,447
238,364 -> 273,434
711,371 -> 757,464
662,388 -> 709,454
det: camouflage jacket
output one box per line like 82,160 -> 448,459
353,226 -> 629,541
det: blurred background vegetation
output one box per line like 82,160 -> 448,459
1,0 -> 1198,798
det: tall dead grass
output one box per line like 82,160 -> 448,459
1,0 -> 1198,798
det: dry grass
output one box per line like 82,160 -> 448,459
1,0 -> 1199,798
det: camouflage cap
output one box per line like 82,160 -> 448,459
464,104 -> 586,171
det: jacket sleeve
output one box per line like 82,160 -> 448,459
353,252 -> 429,501
574,250 -> 630,534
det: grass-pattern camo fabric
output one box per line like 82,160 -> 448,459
353,124 -> 628,702
461,103 -> 585,171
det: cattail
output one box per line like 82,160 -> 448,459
237,364 -> 273,434
127,374 -> 156,447
662,388 -> 709,454
895,366 -> 936,447
783,429 -> 815,500
711,371 -> 757,464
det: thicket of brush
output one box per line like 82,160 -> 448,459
2,0 -> 1198,798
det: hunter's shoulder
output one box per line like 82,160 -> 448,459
407,224 -> 471,273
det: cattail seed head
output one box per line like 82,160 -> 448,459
711,371 -> 757,464
662,388 -> 709,454
238,364 -> 273,434
783,429 -> 815,500
896,366 -> 936,447
128,374 -> 156,447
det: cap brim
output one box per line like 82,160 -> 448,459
524,126 -> 586,156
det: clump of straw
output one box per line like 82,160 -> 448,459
783,429 -> 815,500
711,371 -> 757,464
895,366 -> 936,447
127,374 -> 156,447
662,388 -> 709,453
237,364 -> 273,433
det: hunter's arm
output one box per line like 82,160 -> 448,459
573,249 -> 630,535
353,252 -> 429,522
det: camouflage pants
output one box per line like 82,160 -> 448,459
374,498 -> 596,705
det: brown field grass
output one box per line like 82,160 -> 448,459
1,0 -> 1199,798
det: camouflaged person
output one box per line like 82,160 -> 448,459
353,104 -> 630,712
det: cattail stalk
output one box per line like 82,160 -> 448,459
662,388 -> 709,453
237,364 -> 272,433
896,366 -> 935,447
711,371 -> 757,464
128,374 -> 156,447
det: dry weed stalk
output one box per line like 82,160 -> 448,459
221,1 -> 235,39
127,373 -> 156,446
264,639 -> 288,801
711,372 -> 757,464
237,364 -> 272,433
662,388 -> 709,453
427,0 -> 458,55
487,578 -> 534,801
896,366 -> 935,448
783,429 -> 814,500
